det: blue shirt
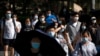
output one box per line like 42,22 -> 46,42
45,14 -> 57,25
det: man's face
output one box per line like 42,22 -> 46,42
6,10 -> 12,19
72,14 -> 79,22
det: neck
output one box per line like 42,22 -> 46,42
31,48 -> 39,54
6,18 -> 11,20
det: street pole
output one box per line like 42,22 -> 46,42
92,0 -> 95,9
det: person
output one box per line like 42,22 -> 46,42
79,22 -> 92,41
56,26 -> 74,56
46,23 -> 65,38
31,13 -> 39,30
88,16 -> 100,45
67,12 -> 81,46
80,22 -> 87,32
24,18 -> 33,32
14,29 -> 66,56
30,36 -> 44,56
12,14 -> 22,33
35,14 -> 47,31
73,30 -> 97,56
1,10 -> 19,56
45,9 -> 57,25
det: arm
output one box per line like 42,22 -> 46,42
72,43 -> 80,56
16,22 -> 22,33
54,25 -> 64,33
73,32 -> 81,48
63,32 -> 74,52
93,44 -> 97,55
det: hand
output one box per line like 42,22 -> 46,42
60,25 -> 65,29
15,27 -> 19,33
52,18 -> 57,22
92,28 -> 96,33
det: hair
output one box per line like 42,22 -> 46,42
81,30 -> 90,36
70,11 -> 79,16
45,23 -> 55,31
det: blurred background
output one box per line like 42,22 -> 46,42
0,0 -> 100,24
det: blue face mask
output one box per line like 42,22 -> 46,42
31,42 -> 40,49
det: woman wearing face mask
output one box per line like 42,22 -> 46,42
79,22 -> 92,41
73,30 -> 97,56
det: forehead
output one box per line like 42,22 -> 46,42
31,37 -> 40,42
74,14 -> 79,17
82,32 -> 89,36
6,10 -> 11,13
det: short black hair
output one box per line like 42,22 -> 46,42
70,11 -> 79,16
82,30 -> 90,36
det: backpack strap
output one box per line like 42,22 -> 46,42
79,42 -> 83,56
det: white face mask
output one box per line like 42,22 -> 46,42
48,31 -> 55,37
40,18 -> 45,22
48,14 -> 51,16
26,23 -> 31,27
54,26 -> 58,28
82,26 -> 86,30
81,38 -> 89,43
74,17 -> 79,21
34,15 -> 38,19
92,20 -> 96,23
6,14 -> 12,19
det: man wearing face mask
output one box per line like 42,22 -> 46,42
67,12 -> 81,45
1,10 -> 19,56
30,37 -> 42,56
89,16 -> 100,45
35,14 -> 47,31
45,10 -> 57,25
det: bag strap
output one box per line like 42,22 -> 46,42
12,18 -> 17,39
79,42 -> 83,56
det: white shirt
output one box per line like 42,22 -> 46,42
32,19 -> 38,26
73,22 -> 78,27
55,33 -> 71,56
3,19 -> 15,39
73,41 -> 97,56
15,21 -> 22,33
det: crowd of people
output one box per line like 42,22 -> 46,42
0,7 -> 100,56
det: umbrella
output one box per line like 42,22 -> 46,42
73,3 -> 82,12
14,29 -> 66,56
